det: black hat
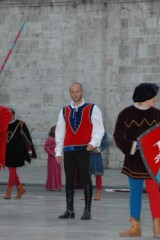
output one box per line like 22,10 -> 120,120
132,83 -> 159,103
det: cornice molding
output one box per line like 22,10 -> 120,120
0,0 -> 154,8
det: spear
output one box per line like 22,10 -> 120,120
0,21 -> 26,75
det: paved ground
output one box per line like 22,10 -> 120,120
0,163 -> 156,240
0,161 -> 128,189
0,185 -> 155,240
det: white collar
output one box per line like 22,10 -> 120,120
70,98 -> 85,108
134,103 -> 150,110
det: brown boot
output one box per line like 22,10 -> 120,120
94,190 -> 101,201
153,218 -> 160,238
3,188 -> 12,199
15,185 -> 25,199
119,218 -> 141,237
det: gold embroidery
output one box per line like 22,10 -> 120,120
124,119 -> 158,128
7,121 -> 21,143
122,167 -> 150,178
20,129 -> 31,145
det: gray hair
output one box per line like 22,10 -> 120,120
69,82 -> 83,91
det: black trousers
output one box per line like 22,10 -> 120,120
64,150 -> 93,212
64,150 -> 92,189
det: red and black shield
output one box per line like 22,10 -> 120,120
137,123 -> 160,184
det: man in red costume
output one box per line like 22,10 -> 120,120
55,82 -> 104,220
0,106 -> 12,169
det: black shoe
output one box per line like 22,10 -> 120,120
81,210 -> 91,220
58,210 -> 75,219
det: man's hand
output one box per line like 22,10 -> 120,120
28,150 -> 32,157
56,156 -> 62,165
86,144 -> 95,152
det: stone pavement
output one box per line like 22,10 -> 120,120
0,160 -> 128,189
0,185 -> 153,240
0,161 -> 156,240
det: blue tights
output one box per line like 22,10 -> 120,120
128,177 -> 144,221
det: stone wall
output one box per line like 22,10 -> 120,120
0,0 -> 159,168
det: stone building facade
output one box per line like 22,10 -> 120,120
0,0 -> 160,168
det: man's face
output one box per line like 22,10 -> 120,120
69,84 -> 83,104
146,96 -> 158,107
